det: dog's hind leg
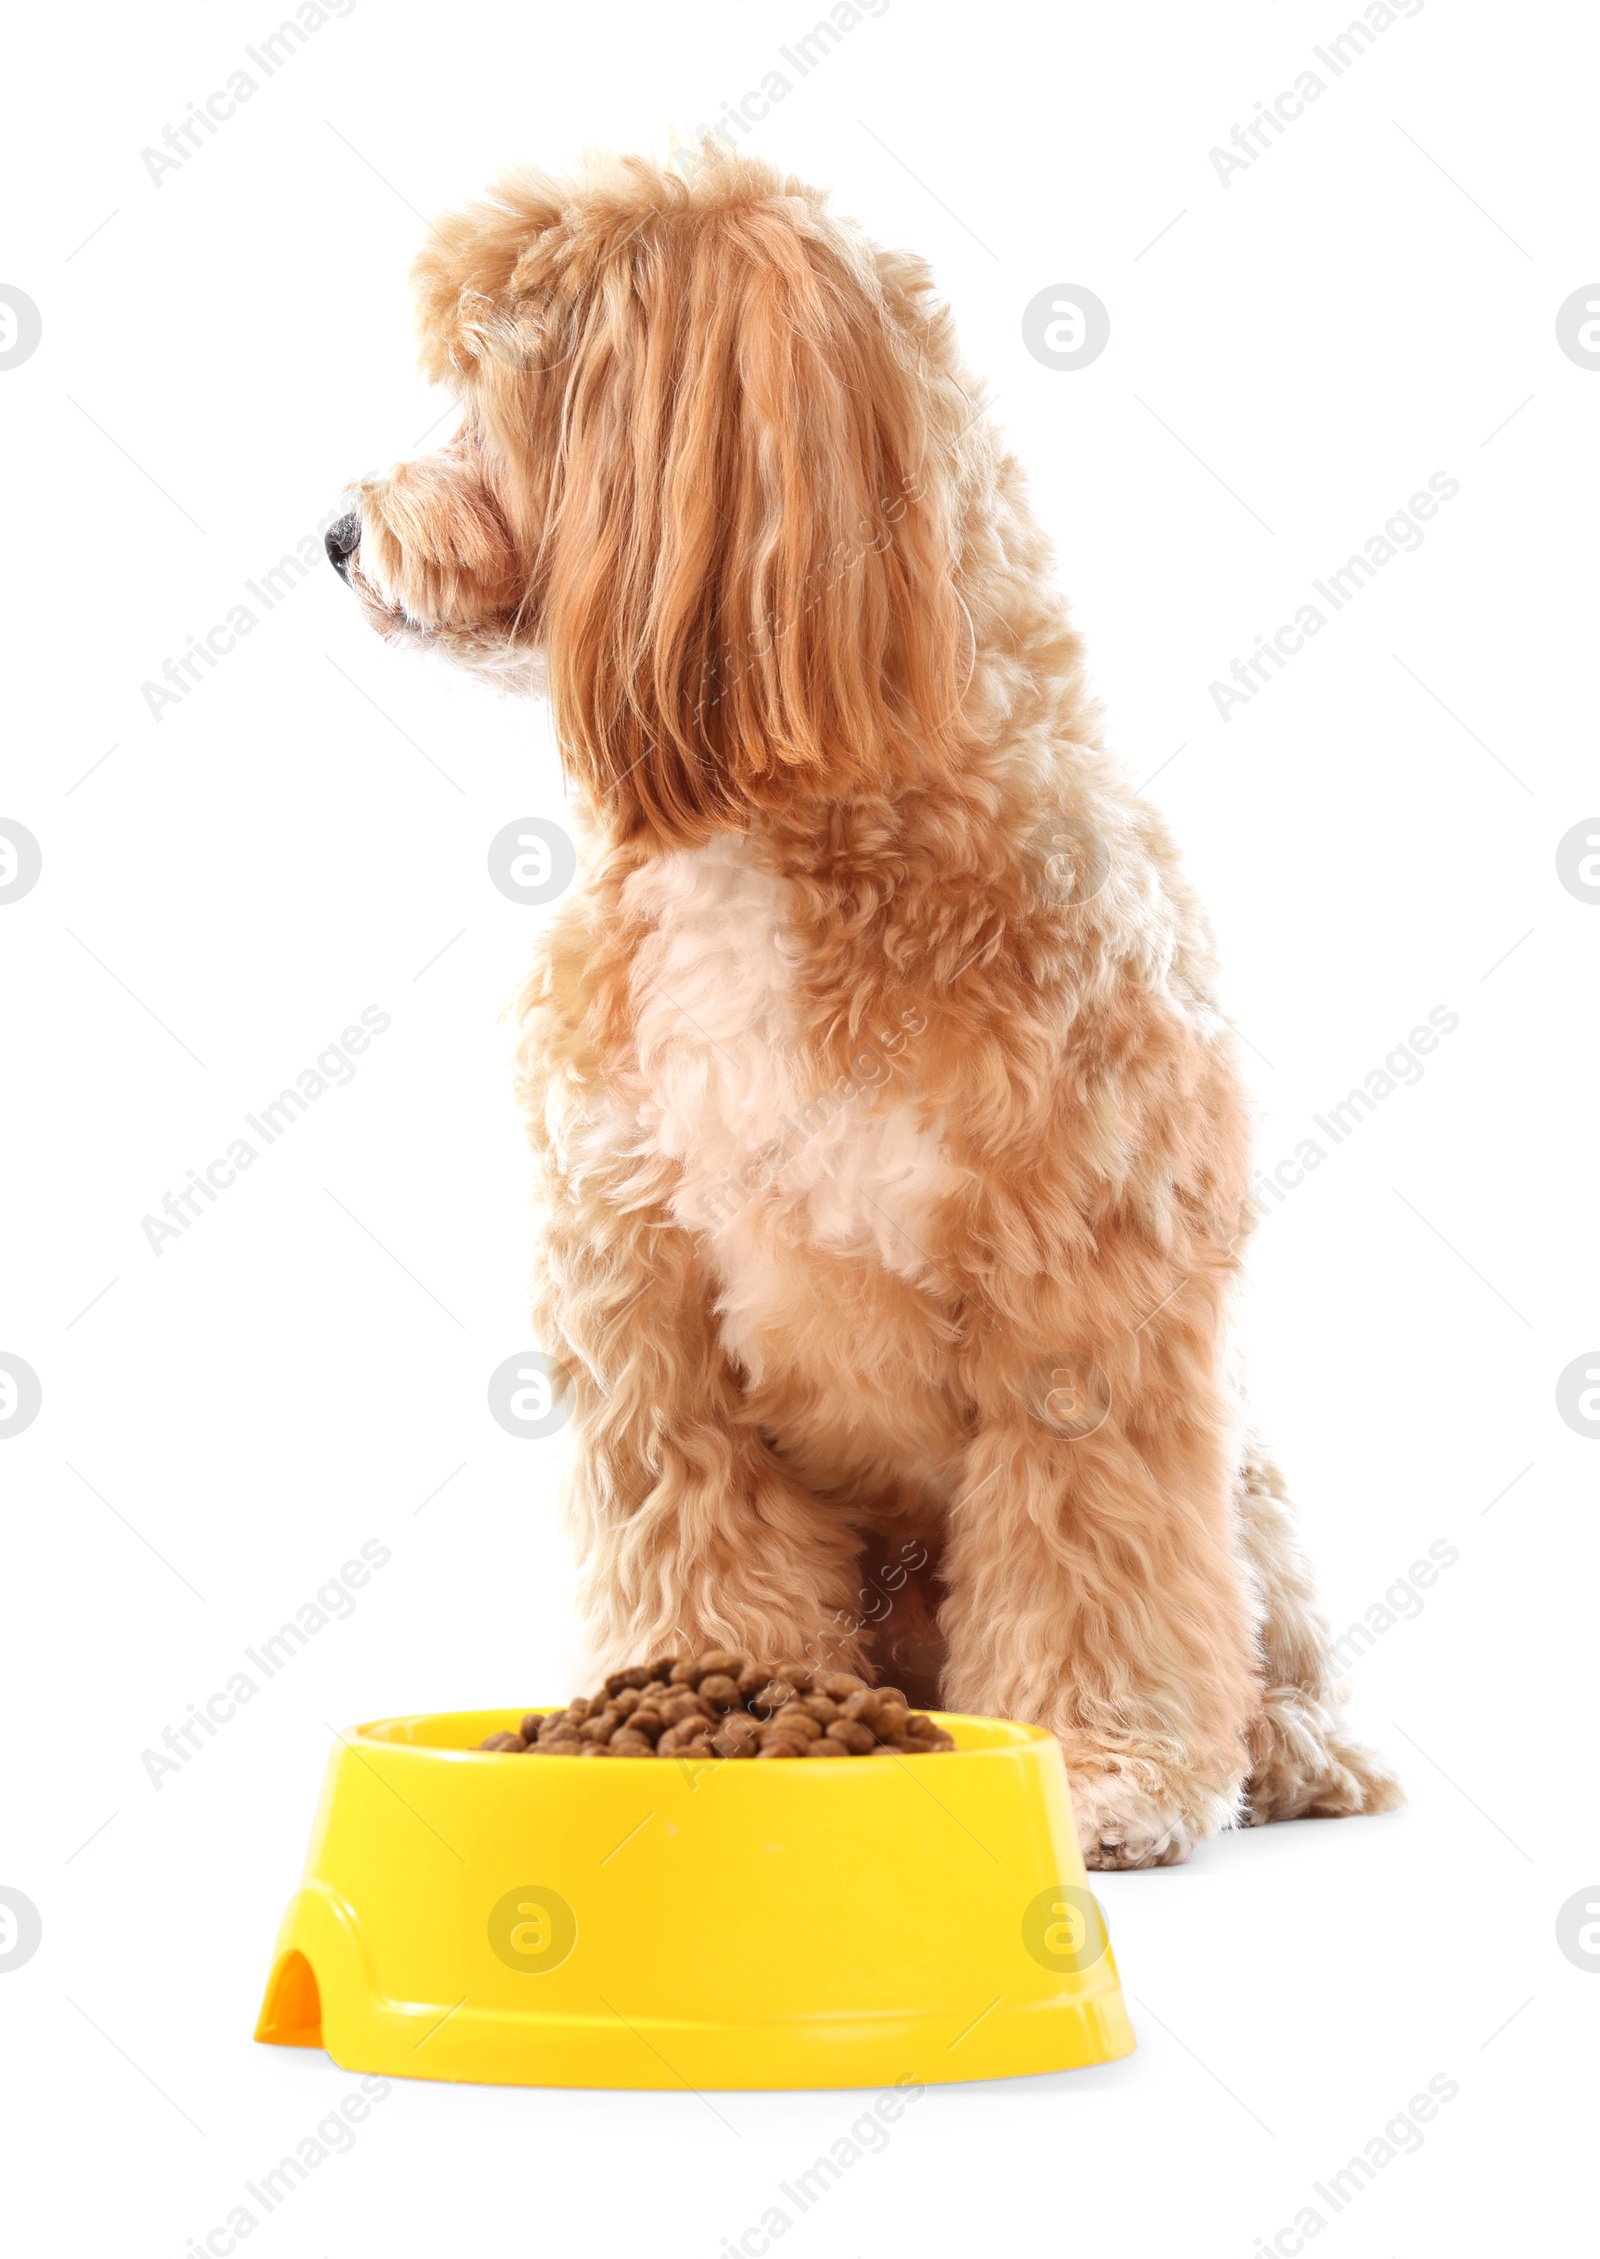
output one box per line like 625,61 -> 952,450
1235,1436 -> 1404,1824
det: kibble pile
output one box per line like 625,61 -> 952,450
478,1651 -> 956,1758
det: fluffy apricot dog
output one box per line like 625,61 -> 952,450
329,144 -> 1399,1866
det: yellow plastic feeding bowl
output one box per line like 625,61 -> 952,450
255,1708 -> 1134,2089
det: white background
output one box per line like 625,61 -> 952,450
1,0 -> 1594,2251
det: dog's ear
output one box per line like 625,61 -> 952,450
411,169 -> 568,382
440,175 -> 969,839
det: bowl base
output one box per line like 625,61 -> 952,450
257,1920 -> 1134,2088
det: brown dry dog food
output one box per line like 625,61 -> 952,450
478,1656 -> 957,1757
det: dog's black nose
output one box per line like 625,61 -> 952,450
325,513 -> 361,580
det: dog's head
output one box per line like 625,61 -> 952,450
332,146 -> 974,842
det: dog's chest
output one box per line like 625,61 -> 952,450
621,837 -> 954,1378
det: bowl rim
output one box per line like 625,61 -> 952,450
345,1707 -> 1052,1763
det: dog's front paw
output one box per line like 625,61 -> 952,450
1067,1763 -> 1238,1871
1081,1817 -> 1197,1871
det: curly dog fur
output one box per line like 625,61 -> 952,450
330,143 -> 1400,1866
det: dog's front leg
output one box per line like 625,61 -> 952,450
545,1218 -> 867,1678
939,1315 -> 1259,1869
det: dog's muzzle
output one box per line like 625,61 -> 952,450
325,513 -> 361,582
